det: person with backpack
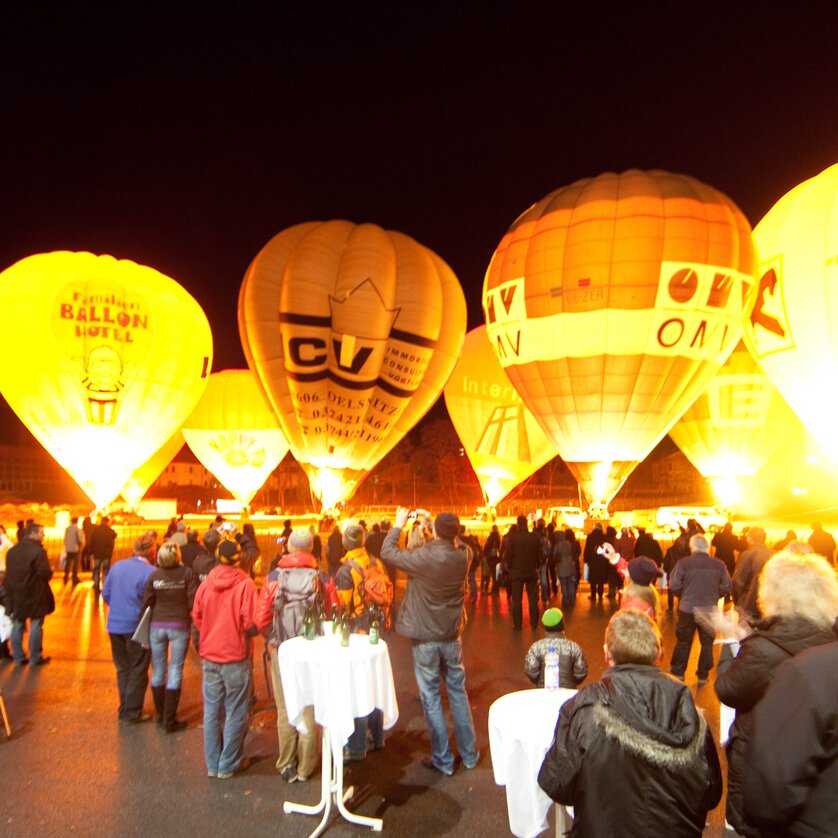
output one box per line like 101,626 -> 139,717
237,523 -> 262,579
336,523 -> 392,762
255,527 -> 320,784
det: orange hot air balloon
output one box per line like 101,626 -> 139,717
239,220 -> 466,509
444,326 -> 558,506
0,252 -> 212,508
742,163 -> 838,458
120,431 -> 185,511
483,170 -> 756,510
668,342 -> 800,506
181,369 -> 290,507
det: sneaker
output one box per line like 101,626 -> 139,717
696,677 -> 709,686
421,756 -> 454,776
280,764 -> 299,783
207,771 -> 217,778
14,658 -> 29,667
216,771 -> 234,780
343,749 -> 365,764
462,752 -> 480,770
33,656 -> 51,666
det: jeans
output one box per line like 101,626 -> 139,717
109,633 -> 150,719
509,577 -> 539,628
150,626 -> 190,689
412,639 -> 479,773
202,659 -> 252,775
11,617 -> 43,663
670,611 -> 715,679
346,709 -> 384,757
559,576 -> 578,609
64,551 -> 80,583
93,557 -> 111,591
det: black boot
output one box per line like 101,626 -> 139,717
163,688 -> 187,733
151,685 -> 166,726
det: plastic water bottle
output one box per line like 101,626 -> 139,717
544,644 -> 560,691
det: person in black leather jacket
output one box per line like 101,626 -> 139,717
538,609 -> 722,836
714,550 -> 838,837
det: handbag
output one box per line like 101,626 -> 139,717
131,606 -> 152,648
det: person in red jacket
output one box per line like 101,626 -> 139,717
192,538 -> 258,779
255,527 -> 320,784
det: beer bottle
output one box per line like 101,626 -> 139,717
340,603 -> 351,647
369,605 -> 380,645
302,603 -> 316,641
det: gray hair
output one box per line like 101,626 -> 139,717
759,550 -> 838,628
689,533 -> 710,554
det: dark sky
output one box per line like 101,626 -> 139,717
2,3 -> 837,442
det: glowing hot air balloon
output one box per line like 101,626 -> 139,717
444,326 -> 558,506
483,170 -> 756,509
0,252 -> 212,509
120,430 -> 185,511
181,369 -> 290,507
239,221 -> 466,509
668,343 -> 799,506
742,163 -> 838,458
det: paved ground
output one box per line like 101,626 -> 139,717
0,573 -> 732,837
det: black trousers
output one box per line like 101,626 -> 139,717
509,577 -> 539,629
63,551 -> 80,582
669,611 -> 715,679
109,633 -> 150,720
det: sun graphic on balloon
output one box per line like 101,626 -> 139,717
209,432 -> 266,468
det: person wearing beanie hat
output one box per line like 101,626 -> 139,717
524,607 -> 588,689
192,534 -> 259,779
380,507 -> 480,775
254,525 -> 321,783
101,528 -> 157,722
336,521 -> 389,762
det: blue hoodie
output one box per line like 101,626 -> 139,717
102,555 -> 155,634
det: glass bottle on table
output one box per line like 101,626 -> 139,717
369,605 -> 380,645
302,603 -> 316,641
340,604 -> 351,647
316,596 -> 327,636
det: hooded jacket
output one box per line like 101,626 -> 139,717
538,664 -> 722,837
192,563 -> 257,663
713,616 -> 836,836
380,526 -> 467,642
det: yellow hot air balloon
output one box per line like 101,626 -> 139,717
239,220 -> 466,509
742,162 -> 838,458
483,170 -> 756,509
668,342 -> 800,506
444,325 -> 558,506
182,369 -> 290,507
0,252 -> 212,509
120,431 -> 185,511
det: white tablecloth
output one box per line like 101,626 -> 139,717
489,688 -> 577,838
278,633 -> 399,760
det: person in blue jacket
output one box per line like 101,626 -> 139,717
102,533 -> 156,723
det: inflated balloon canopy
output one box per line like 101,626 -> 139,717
0,251 -> 213,508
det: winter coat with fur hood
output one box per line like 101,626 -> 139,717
538,664 -> 722,837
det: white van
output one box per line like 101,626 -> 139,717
546,506 -> 586,531
655,506 -> 727,533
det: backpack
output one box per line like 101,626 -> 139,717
346,559 -> 394,628
319,570 -> 339,619
273,566 -> 319,643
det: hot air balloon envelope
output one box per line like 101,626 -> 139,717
182,369 -> 290,506
239,221 -> 466,509
0,252 -> 212,508
444,326 -> 557,506
742,162 -> 838,458
483,170 -> 756,507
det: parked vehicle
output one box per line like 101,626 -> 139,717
655,505 -> 727,533
546,505 -> 586,530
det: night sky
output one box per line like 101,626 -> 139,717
2,3 -> 837,444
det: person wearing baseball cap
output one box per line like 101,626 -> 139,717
380,507 -> 480,776
192,534 -> 258,779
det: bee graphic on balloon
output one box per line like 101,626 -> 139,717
80,344 -> 126,425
